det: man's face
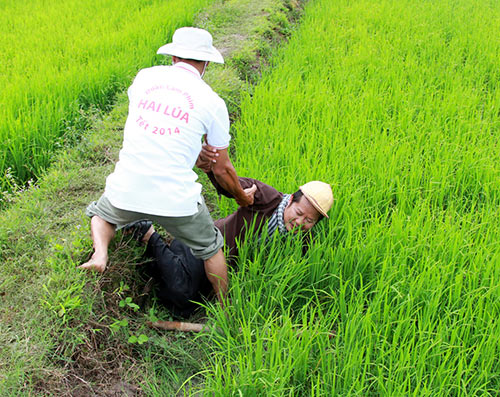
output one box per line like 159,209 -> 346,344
283,195 -> 321,233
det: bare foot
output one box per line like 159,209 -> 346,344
78,253 -> 107,273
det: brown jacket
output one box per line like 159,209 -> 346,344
207,172 -> 283,264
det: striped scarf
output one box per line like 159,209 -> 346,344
267,194 -> 291,237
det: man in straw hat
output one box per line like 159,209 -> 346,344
124,144 -> 334,317
81,27 -> 256,307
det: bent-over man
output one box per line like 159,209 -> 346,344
80,27 -> 255,306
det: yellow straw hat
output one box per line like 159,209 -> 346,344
299,181 -> 333,218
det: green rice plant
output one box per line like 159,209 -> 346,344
202,0 -> 500,394
0,0 -> 212,195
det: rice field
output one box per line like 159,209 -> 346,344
0,0 -> 211,194
1,0 -> 499,394
197,0 -> 500,394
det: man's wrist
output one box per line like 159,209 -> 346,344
236,195 -> 251,207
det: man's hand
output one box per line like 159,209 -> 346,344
201,142 -> 219,162
196,143 -> 219,172
195,142 -> 219,173
242,184 -> 257,206
195,154 -> 212,173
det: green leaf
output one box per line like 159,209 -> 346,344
128,335 -> 137,344
137,334 -> 149,344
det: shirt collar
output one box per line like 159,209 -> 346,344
173,62 -> 202,79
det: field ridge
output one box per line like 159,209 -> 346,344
0,0 -> 307,395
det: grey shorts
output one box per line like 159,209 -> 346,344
86,194 -> 223,260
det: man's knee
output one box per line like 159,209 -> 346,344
191,228 -> 224,260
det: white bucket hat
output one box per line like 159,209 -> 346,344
157,27 -> 224,64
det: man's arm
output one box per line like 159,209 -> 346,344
211,148 -> 255,207
196,142 -> 281,209
197,142 -> 257,196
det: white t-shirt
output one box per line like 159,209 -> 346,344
105,62 -> 230,216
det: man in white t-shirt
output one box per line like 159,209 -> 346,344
81,27 -> 255,306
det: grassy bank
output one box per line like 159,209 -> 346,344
0,0 -> 306,395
